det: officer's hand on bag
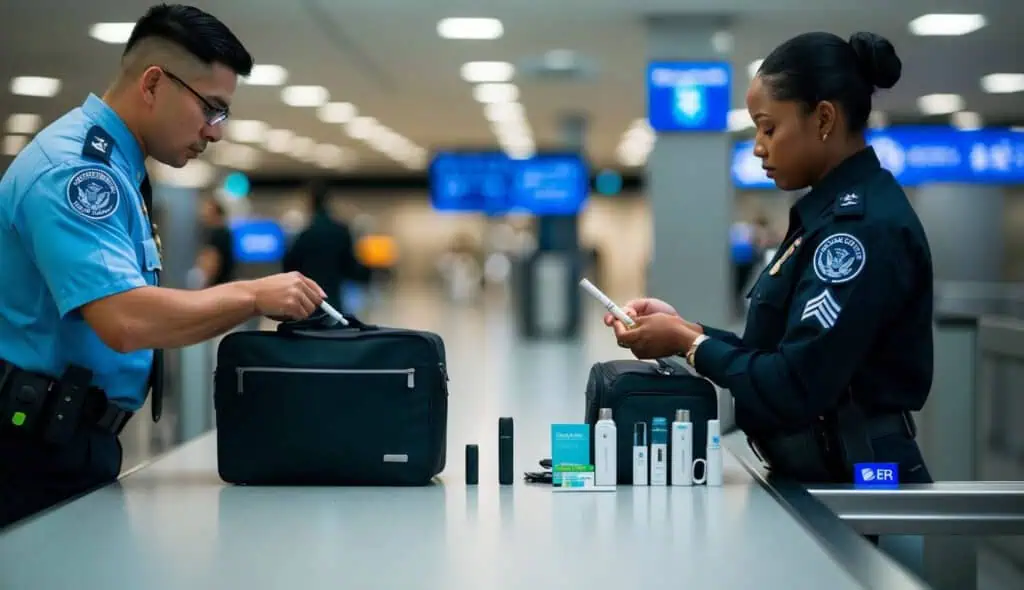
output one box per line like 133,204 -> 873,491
249,272 -> 326,320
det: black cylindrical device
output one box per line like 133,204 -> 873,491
498,417 -> 514,485
465,444 -> 479,485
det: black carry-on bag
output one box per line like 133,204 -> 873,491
213,312 -> 449,486
584,358 -> 719,484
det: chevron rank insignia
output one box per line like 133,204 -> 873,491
801,289 -> 842,330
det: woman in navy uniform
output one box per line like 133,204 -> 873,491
610,31 -> 934,485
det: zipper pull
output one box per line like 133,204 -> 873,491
439,362 -> 449,381
407,369 -> 415,389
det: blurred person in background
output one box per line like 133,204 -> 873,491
283,180 -> 371,313
189,197 -> 235,288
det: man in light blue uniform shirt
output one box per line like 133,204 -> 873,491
0,4 -> 327,529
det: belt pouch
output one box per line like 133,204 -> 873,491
833,400 -> 875,473
42,365 -> 92,446
758,428 -> 833,482
0,367 -> 50,436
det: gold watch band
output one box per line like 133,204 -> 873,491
686,334 -> 709,366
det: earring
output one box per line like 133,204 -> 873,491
821,133 -> 829,142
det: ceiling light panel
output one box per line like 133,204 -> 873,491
10,76 -> 61,98
89,22 -> 135,44
3,135 -> 28,156
281,85 -> 329,107
473,83 -> 519,104
917,93 -> 965,115
908,14 -> 986,36
461,61 -> 515,83
437,18 -> 503,40
6,113 -> 41,135
226,119 -> 268,143
952,111 -> 983,130
243,65 -> 288,86
981,73 -> 1024,94
318,102 -> 357,124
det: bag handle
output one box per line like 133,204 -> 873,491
276,310 -> 378,334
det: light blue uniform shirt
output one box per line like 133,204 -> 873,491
0,94 -> 161,411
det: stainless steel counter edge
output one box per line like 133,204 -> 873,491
722,431 -> 932,590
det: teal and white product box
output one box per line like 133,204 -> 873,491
551,424 -> 591,487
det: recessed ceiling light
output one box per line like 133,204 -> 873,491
461,61 -> 515,83
909,14 -> 986,36
747,59 -> 764,79
10,76 -> 61,98
263,129 -> 294,153
952,111 -> 983,130
473,83 -> 518,104
243,64 -> 288,86
484,101 -> 525,122
281,85 -> 329,107
345,116 -> 378,140
437,17 -> 503,40
314,144 -> 351,168
727,108 -> 754,132
226,119 -> 268,143
289,136 -> 316,160
2,135 -> 27,156
542,50 -> 577,70
6,113 -> 41,135
869,111 -> 888,129
981,73 -> 1024,94
917,93 -> 965,115
711,31 -> 733,54
89,22 -> 135,44
318,102 -> 357,123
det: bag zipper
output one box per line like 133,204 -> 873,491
235,366 -> 416,394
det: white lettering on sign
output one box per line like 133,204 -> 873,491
877,468 -> 895,481
650,66 -> 729,88
906,145 -> 961,168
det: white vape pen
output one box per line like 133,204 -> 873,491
632,422 -> 648,486
579,279 -> 636,328
650,417 -> 668,486
671,409 -> 693,486
594,408 -> 617,487
705,419 -> 723,487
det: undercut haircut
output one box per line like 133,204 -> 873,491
123,4 -> 254,77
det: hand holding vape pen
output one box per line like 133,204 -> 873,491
579,278 -> 636,328
319,301 -> 350,326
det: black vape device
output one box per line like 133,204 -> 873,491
498,417 -> 514,485
465,444 -> 479,485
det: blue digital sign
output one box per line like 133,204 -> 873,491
854,462 -> 899,489
732,127 -> 1024,189
429,152 -> 588,215
646,61 -> 731,132
230,219 -> 286,264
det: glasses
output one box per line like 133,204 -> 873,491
161,68 -> 230,126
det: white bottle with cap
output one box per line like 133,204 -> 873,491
594,408 -> 617,487
705,419 -> 723,487
670,409 -> 693,486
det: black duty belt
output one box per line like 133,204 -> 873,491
747,410 -> 916,480
0,360 -> 133,438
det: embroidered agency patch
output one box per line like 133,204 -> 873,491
813,232 -> 865,284
801,289 -> 842,330
67,168 -> 120,220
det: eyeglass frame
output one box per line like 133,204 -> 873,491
160,68 -> 231,127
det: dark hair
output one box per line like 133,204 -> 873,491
125,4 -> 254,76
310,179 -> 330,212
757,32 -> 901,133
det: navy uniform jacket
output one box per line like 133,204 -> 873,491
0,94 -> 161,412
694,147 -> 934,438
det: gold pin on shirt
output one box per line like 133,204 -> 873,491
769,237 -> 802,275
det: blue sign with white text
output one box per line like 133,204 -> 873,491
854,462 -> 900,489
733,127 -> 1024,189
230,219 -> 285,264
647,61 -> 731,132
429,152 -> 588,215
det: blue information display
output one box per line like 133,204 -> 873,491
733,127 -> 1024,189
646,61 -> 731,132
429,152 -> 588,215
229,219 -> 286,264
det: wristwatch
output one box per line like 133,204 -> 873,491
685,334 -> 710,366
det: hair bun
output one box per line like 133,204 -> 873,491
849,32 -> 902,90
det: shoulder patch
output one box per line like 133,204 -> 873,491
834,192 -> 865,219
82,125 -> 115,164
67,168 -> 120,221
813,232 -> 866,284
